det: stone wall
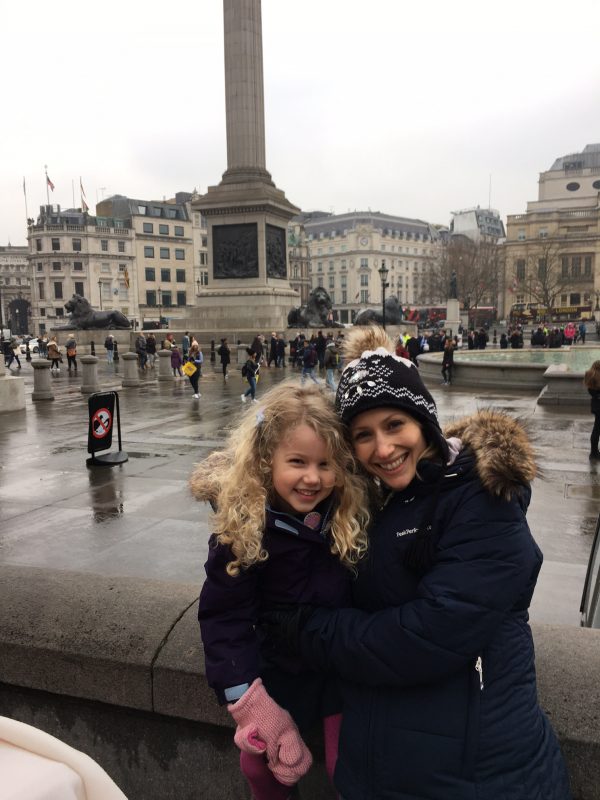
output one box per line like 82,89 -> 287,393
0,564 -> 598,799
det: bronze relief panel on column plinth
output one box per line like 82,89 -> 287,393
213,223 -> 259,279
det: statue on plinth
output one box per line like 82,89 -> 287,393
449,270 -> 458,300
355,296 -> 404,326
53,294 -> 131,330
288,287 -> 343,328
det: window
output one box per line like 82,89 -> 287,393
328,275 -> 335,289
161,268 -> 171,282
144,246 -> 154,258
341,260 -> 346,270
138,206 -> 147,215
317,276 -> 323,288
516,259 -> 525,281
101,263 -> 111,273
360,274 -> 369,286
560,294 -> 568,305
146,290 -> 156,306
73,261 -> 83,271
329,261 -> 334,271
360,290 -> 369,303
36,239 -> 42,251
162,291 -> 172,306
585,256 -> 592,276
37,262 -> 43,272
52,262 -> 61,271
176,269 -> 186,283
143,222 -> 153,234
166,208 -> 176,219
198,271 -> 209,286
329,291 -> 335,304
160,247 -> 170,259
150,207 -> 161,217
360,258 -> 368,269
54,282 -> 63,299
341,275 -> 347,288
159,224 -> 169,235
328,246 -> 333,254
38,283 -> 45,300
176,291 -> 187,306
51,238 -> 60,251
101,239 -> 108,252
572,257 -> 581,277
570,293 -> 581,305
74,281 -> 84,295
72,238 -> 82,251
517,229 -> 526,241
201,236 -> 208,247
175,248 -> 185,260
317,262 -> 323,272
537,258 -> 547,280
40,309 -> 46,318
539,228 -> 548,239
341,290 -> 347,304
118,241 -> 125,253
174,225 -> 184,236
199,252 -> 207,265
101,282 -> 111,301
55,307 -> 64,317
119,283 -> 128,300
145,268 -> 156,281
561,257 -> 569,277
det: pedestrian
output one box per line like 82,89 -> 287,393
275,334 -> 286,368
104,334 -> 115,364
500,332 -> 508,349
135,332 -> 148,370
241,349 -> 260,403
38,333 -> 49,359
300,340 -> 319,384
65,335 -> 77,372
182,331 -> 190,360
8,337 -> 21,369
262,326 -> 571,800
187,342 -> 203,399
146,333 -> 157,368
578,321 -> 587,344
171,344 -> 183,377
324,338 -> 339,392
267,332 -> 278,368
217,337 -> 231,380
441,336 -> 455,385
315,330 -> 327,370
192,381 -> 371,800
564,321 -> 576,345
162,333 -> 175,350
2,339 -> 15,368
47,336 -> 62,372
584,360 -> 600,461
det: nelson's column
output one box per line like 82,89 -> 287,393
191,0 -> 300,333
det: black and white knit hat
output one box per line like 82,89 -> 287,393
335,328 -> 449,460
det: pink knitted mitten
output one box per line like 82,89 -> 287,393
228,678 -> 313,785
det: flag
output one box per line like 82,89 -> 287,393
80,177 -> 89,212
123,267 -> 130,289
47,175 -> 55,192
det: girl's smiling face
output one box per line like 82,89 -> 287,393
271,424 -> 337,514
350,407 -> 427,491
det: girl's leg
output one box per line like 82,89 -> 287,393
323,713 -> 342,788
591,413 -> 600,456
239,751 -> 292,800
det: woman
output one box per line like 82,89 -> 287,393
264,326 -> 571,800
584,360 -> 600,460
217,338 -> 231,380
47,336 -> 62,372
65,335 -> 77,372
187,342 -> 203,399
441,336 -> 455,385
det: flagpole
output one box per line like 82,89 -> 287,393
72,179 -> 75,208
44,165 -> 49,205
23,177 -> 29,223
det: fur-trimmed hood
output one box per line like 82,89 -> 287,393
444,409 -> 536,501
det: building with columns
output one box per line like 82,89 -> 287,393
303,211 -> 440,324
0,245 -> 30,335
502,144 -> 600,321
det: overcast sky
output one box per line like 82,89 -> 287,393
2,0 -> 600,245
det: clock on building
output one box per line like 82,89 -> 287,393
359,236 -> 369,246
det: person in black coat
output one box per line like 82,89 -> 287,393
217,338 -> 231,380
499,332 -> 508,349
263,326 -> 571,800
584,360 -> 600,460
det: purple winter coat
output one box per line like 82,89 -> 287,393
198,503 -> 350,727
170,349 -> 183,368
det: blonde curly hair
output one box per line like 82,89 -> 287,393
190,381 -> 370,576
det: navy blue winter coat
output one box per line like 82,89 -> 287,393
198,502 -> 349,731
294,411 -> 571,799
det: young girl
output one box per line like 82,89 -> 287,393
584,360 -> 600,460
191,382 -> 370,800
187,342 -> 203,399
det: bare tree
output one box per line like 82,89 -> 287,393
522,240 -> 570,311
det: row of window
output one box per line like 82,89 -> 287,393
515,256 -> 593,281
312,258 -> 423,273
143,246 -> 186,260
142,222 -> 185,236
145,291 -> 187,307
37,261 -> 84,272
308,230 -> 430,242
38,281 -> 85,301
312,245 -> 429,256
36,238 -> 127,253
145,268 -> 187,283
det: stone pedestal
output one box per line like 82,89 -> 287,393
0,356 -> 25,412
445,298 -> 461,336
122,353 -> 141,388
157,350 -> 174,382
31,361 -> 55,401
80,355 -> 100,395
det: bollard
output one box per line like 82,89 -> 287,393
157,349 -> 174,382
31,360 -> 55,401
122,352 -> 140,387
25,341 -> 32,362
80,355 -> 101,395
210,339 -> 216,364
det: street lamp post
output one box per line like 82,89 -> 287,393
0,286 -> 4,344
378,260 -> 390,330
594,291 -> 600,338
98,279 -> 103,310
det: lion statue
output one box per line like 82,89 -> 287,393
287,287 -> 343,329
54,294 -> 131,330
354,295 -> 404,326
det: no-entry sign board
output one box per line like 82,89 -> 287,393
88,393 -> 115,454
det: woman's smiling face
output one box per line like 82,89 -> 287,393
350,407 -> 427,491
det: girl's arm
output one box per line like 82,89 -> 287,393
199,536 -> 262,704
290,486 -> 539,687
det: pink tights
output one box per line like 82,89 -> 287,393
239,713 -> 342,800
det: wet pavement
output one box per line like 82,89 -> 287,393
0,354 -> 598,626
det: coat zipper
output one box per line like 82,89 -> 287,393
462,655 -> 484,779
475,655 -> 484,690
